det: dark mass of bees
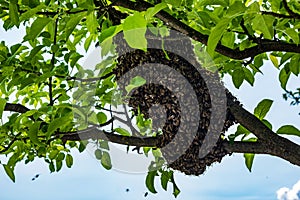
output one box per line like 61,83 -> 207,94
112,30 -> 240,175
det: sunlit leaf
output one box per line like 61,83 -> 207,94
244,153 -> 255,172
47,116 -> 72,137
3,164 -> 15,182
28,121 -> 45,147
163,0 -> 181,7
145,3 -> 167,20
114,127 -> 131,136
254,99 -> 273,120
20,4 -> 46,22
0,98 -> 7,119
123,12 -> 147,50
252,15 -> 274,39
24,17 -> 52,41
277,125 -> 300,137
269,54 -> 279,68
9,0 -> 19,27
207,17 -> 231,56
64,13 -> 85,41
125,76 -> 146,94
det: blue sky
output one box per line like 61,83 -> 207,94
1,22 -> 300,200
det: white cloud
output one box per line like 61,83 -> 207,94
277,180 -> 300,200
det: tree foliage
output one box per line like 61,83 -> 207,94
0,0 -> 300,197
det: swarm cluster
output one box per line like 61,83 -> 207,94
113,31 -> 239,175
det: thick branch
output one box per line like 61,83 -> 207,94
113,0 -> 300,60
228,99 -> 300,166
4,101 -> 300,166
224,140 -> 300,166
4,103 -> 30,113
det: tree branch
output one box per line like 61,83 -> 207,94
4,103 -> 30,113
59,123 -> 300,166
49,16 -> 59,106
227,98 -> 300,166
261,11 -> 296,19
282,0 -> 300,19
113,0 -> 300,60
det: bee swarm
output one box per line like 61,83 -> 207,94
113,31 -> 239,175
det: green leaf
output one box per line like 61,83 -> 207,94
164,0 -> 181,7
28,121 -> 45,146
3,164 -> 15,182
0,98 -> 7,119
56,160 -> 63,172
49,162 -> 55,173
285,28 -> 299,44
146,170 -> 157,193
235,125 -> 250,137
47,116 -> 71,136
24,17 -> 52,41
199,0 -> 228,7
207,17 -> 232,56
99,141 -> 109,150
252,15 -> 274,39
243,68 -> 254,86
84,34 -> 94,52
99,25 -> 122,43
56,152 -> 65,161
145,3 -> 167,20
279,67 -> 290,89
101,152 -> 112,170
28,45 -> 44,60
100,37 -> 113,57
95,149 -> 102,160
8,43 -> 28,61
97,112 -> 107,124
277,125 -> 300,137
262,119 -> 273,130
9,0 -> 19,26
64,13 -> 85,41
232,68 -> 244,88
123,12 -> 147,50
269,54 -> 279,68
125,76 -> 146,93
280,53 -> 293,66
244,153 -> 255,172
254,99 -> 273,120
170,173 -> 180,197
86,11 -> 98,33
79,141 -> 87,153
114,127 -> 131,136
161,171 -> 171,191
49,149 -> 59,160
226,1 -> 246,17
221,32 -> 235,48
65,154 -> 73,168
19,3 -> 45,22
290,54 -> 300,75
